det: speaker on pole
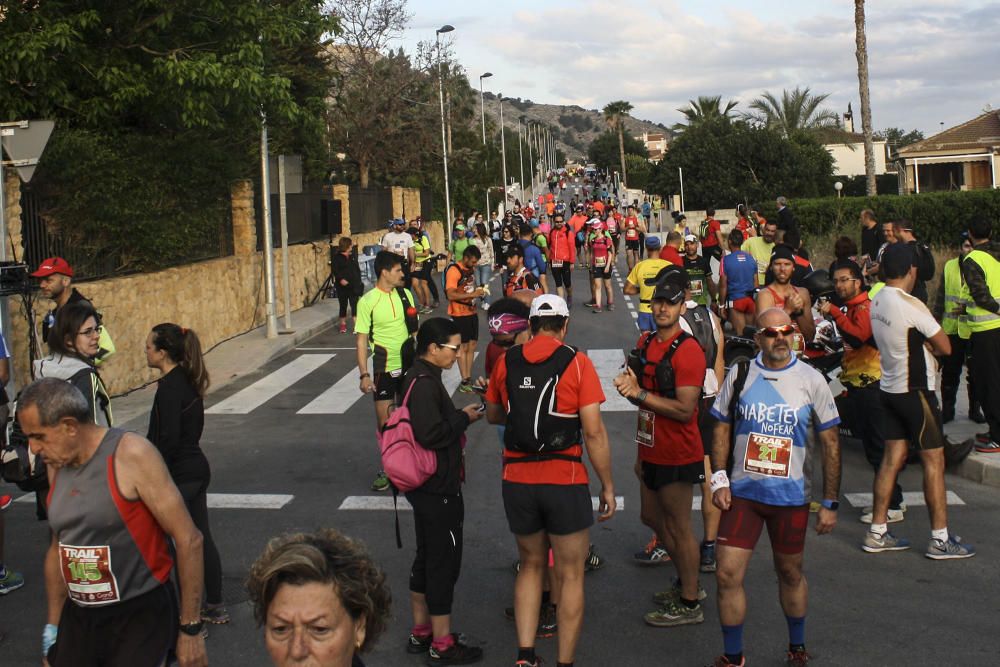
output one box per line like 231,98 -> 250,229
321,199 -> 343,235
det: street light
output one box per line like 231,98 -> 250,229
517,118 -> 524,204
834,181 -> 843,198
436,24 -> 455,242
499,93 -> 508,213
478,72 -> 492,145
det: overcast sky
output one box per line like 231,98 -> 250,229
398,0 -> 999,136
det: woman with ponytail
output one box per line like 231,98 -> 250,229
145,323 -> 228,624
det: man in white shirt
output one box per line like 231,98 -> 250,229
382,218 -> 415,279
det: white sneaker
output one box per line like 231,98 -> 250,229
860,508 -> 905,524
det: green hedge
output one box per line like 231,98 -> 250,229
783,189 -> 1000,247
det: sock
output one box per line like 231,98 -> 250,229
411,623 -> 431,638
518,647 -> 536,663
680,597 -> 700,609
722,623 -> 744,662
786,615 -> 806,647
541,590 -> 551,605
869,522 -> 887,537
431,633 -> 455,651
931,527 -> 949,543
702,540 -> 716,548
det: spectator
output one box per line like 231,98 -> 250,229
891,220 -> 934,304
0,323 -> 24,599
828,236 -> 859,276
471,223 -> 495,308
32,257 -> 115,363
332,237 -> 365,334
775,196 -> 799,244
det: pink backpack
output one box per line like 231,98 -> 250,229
378,376 -> 437,493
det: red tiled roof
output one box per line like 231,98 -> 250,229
898,110 -> 1000,156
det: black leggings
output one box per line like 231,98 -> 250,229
339,294 -> 358,318
406,491 -> 463,616
176,478 -> 224,605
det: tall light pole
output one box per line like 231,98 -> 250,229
526,122 -> 534,198
499,93 -> 508,213
478,72 -> 492,145
517,118 -> 525,204
436,24 -> 455,241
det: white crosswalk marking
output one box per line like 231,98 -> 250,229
338,495 -> 624,511
844,491 -> 965,508
17,492 -> 294,509
207,354 -> 334,414
298,359 -> 372,414
585,349 -> 636,412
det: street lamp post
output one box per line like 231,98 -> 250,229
499,94 -> 508,212
517,119 -> 525,204
478,72 -> 492,145
526,122 -> 534,198
436,24 -> 455,241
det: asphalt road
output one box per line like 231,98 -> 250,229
2,257 -> 998,666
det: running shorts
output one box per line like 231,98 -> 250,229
551,264 -> 573,288
717,497 -> 809,555
502,482 -> 594,536
641,460 -> 705,491
374,369 -> 404,402
879,389 -> 945,450
452,314 -> 479,343
625,239 -> 641,252
637,312 -> 655,332
728,296 -> 756,314
591,265 -> 612,280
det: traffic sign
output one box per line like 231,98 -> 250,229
1,119 -> 54,182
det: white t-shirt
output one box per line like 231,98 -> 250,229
870,285 -> 942,393
382,231 -> 413,258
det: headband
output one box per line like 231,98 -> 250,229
488,313 -> 529,336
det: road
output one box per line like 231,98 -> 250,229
3,257 -> 998,666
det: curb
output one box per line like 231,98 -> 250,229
956,451 -> 1000,488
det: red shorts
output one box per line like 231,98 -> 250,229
728,296 -> 756,314
717,497 -> 809,555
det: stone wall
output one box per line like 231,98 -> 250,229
3,180 -> 442,394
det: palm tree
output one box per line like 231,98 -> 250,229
855,0 -> 877,196
603,100 -> 634,187
672,96 -> 738,133
746,87 -> 839,136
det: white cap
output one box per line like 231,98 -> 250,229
530,294 -> 570,318
684,234 -> 698,243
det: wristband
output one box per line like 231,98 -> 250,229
42,623 -> 58,657
709,470 -> 730,494
359,372 -> 370,379
636,390 -> 648,404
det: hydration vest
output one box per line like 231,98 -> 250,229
503,344 -> 582,455
628,331 -> 693,399
680,305 -> 717,373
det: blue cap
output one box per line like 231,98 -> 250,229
645,235 -> 662,249
529,218 -> 540,228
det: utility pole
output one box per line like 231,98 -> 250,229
526,122 -> 534,198
499,94 -> 508,212
259,118 -> 279,339
517,119 -> 525,204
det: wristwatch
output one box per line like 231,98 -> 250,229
820,499 -> 839,511
179,620 -> 205,637
636,390 -> 648,404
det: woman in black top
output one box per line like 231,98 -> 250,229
331,236 -> 364,334
145,323 -> 228,623
402,318 -> 484,664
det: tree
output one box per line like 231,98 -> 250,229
875,127 -> 925,150
603,100 -> 634,186
587,131 -> 647,174
746,87 -> 839,137
672,96 -> 738,133
855,0 -> 877,196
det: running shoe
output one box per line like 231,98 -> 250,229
861,531 -> 911,553
786,648 -> 811,666
338,322 -> 347,334
407,633 -> 432,654
925,535 -> 976,560
699,542 -> 717,573
201,604 -> 230,624
371,471 -> 391,492
426,634 -> 483,665
707,657 -> 745,667
420,306 -> 434,314
975,431 -> 990,444
974,440 -> 1000,454
634,536 -> 671,565
607,303 -> 615,311
591,306 -> 603,313
859,508 -> 905,524
652,578 -> 707,605
0,495 -> 12,511
458,380 -> 474,393
0,568 -> 24,595
504,603 -> 558,638
584,301 -> 596,308
584,544 -> 604,572
514,661 -> 542,667
644,598 -> 703,627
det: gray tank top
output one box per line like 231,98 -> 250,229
48,428 -> 174,607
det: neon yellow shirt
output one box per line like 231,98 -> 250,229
626,258 -> 670,313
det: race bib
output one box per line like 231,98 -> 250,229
594,256 -> 607,267
743,433 -> 792,478
551,260 -> 564,268
690,279 -> 704,296
626,229 -> 638,240
60,544 -> 121,605
636,409 -> 655,448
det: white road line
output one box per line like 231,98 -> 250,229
208,354 -> 334,414
844,491 -> 965,508
631,311 -> 638,319
626,301 -> 635,310
339,495 -> 624,511
586,348 -> 636,412
16,492 -> 294,509
443,352 -> 480,395
592,495 -> 625,511
298,359 -> 372,414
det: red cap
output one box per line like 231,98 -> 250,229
31,257 -> 74,278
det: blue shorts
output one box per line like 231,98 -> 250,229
637,312 -> 655,332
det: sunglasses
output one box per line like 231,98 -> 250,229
437,342 -> 460,351
760,325 -> 795,338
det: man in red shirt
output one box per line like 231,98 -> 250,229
661,231 -> 685,265
486,295 -> 615,667
547,213 -> 577,306
700,208 -> 725,275
614,269 -> 707,628
623,206 -> 648,271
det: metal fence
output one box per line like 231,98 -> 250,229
348,186 -> 394,234
254,189 -> 335,249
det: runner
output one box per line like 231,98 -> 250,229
356,251 -> 420,492
719,231 -> 758,334
683,234 -> 717,309
865,243 -> 975,559
445,245 -> 486,393
410,225 -> 435,312
624,237 -> 670,333
699,209 -> 725,278
587,220 -> 616,314
504,246 -> 542,297
754,247 -> 815,353
382,218 -> 415,287
568,206 -> 588,269
708,308 -> 842,667
485,295 -> 616,667
622,207 -> 646,271
614,269 -> 707,628
741,221 -> 777,286
21,378 -> 208,667
517,223 -> 549,294
547,213 -> 576,307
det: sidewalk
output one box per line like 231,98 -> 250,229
942,382 -> 1000,488
112,299 -> 341,430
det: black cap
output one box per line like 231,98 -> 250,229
770,246 -> 797,264
881,242 -> 917,279
651,279 -> 686,304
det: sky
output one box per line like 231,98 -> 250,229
397,0 -> 1000,136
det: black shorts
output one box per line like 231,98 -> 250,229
374,370 -> 405,402
625,239 -> 641,251
703,245 -> 722,262
551,263 -> 573,288
699,396 -> 717,456
502,482 -> 594,536
452,314 -> 479,343
415,261 -> 433,281
48,584 -> 177,667
880,389 -> 945,450
641,460 -> 706,491
591,263 -> 612,279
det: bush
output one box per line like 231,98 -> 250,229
787,189 -> 1000,248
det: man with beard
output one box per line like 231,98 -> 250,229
754,247 -> 815,352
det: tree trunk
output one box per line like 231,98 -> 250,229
618,122 -> 628,188
855,0 -> 877,196
359,155 -> 370,188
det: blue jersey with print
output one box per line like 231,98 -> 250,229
711,354 -> 839,506
722,250 -> 758,299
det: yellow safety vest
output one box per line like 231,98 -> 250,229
963,249 -> 1000,333
941,258 -> 971,339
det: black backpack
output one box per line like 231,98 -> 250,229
627,331 -> 693,399
502,344 -> 582,460
1,396 -> 47,492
